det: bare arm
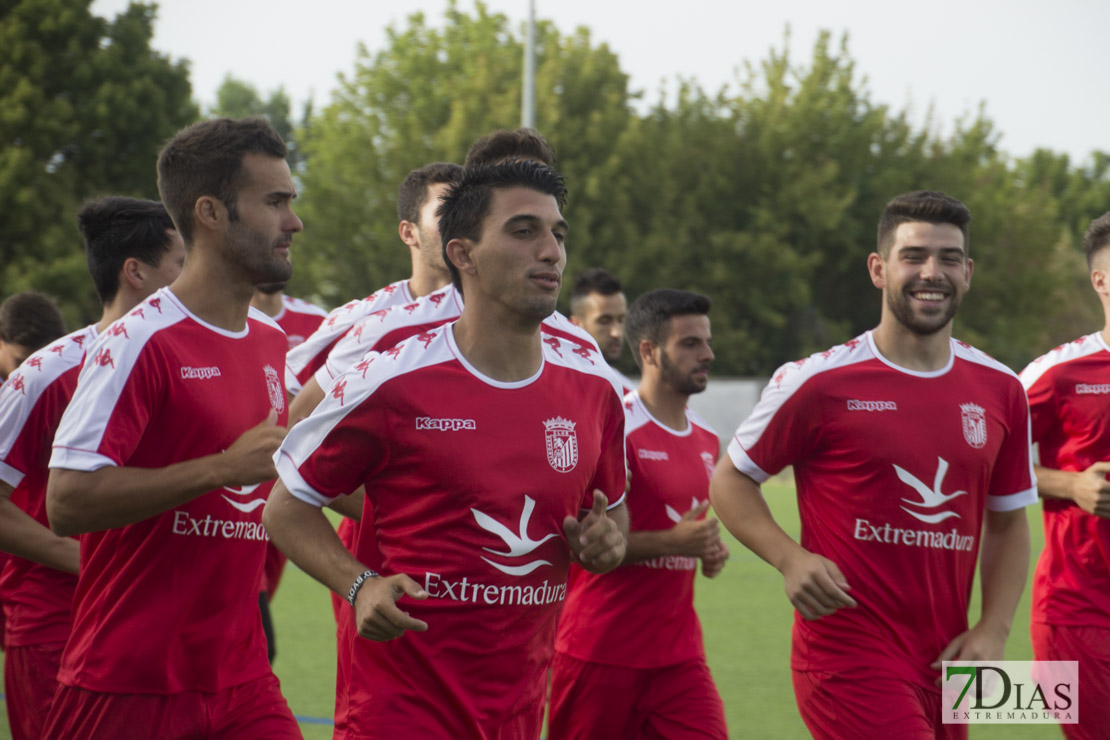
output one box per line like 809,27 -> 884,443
47,411 -> 285,536
0,480 -> 79,573
623,501 -> 720,564
1034,462 -> 1110,517
262,481 -> 427,640
327,488 -> 364,521
288,376 -> 326,427
932,506 -> 1029,673
709,458 -> 856,619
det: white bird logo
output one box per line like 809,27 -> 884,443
894,457 -> 967,524
471,495 -> 558,576
665,497 -> 702,524
221,484 -> 265,513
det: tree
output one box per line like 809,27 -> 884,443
0,0 -> 197,326
292,1 -> 634,308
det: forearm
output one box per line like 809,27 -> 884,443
1033,465 -> 1078,501
327,487 -> 365,521
977,507 -> 1030,639
263,482 -> 369,597
624,529 -> 679,563
709,461 -> 803,573
47,455 -> 231,536
288,377 -> 325,427
0,487 -> 79,573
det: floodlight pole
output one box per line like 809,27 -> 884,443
522,0 -> 536,129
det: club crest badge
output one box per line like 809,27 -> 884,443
701,451 -> 716,481
544,416 -> 578,473
264,364 -> 285,414
960,403 -> 986,449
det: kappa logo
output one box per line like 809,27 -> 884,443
894,457 -> 968,524
429,292 -> 445,307
544,417 -> 578,472
130,307 -> 145,320
960,403 -> 987,449
48,344 -> 65,356
847,399 -> 898,412
1076,383 -> 1110,395
8,374 -> 25,395
403,302 -> 420,315
638,449 -> 670,461
27,356 -> 42,372
353,324 -> 365,343
72,335 -> 86,347
416,417 -> 476,431
331,379 -> 347,406
108,323 -> 129,339
264,364 -> 284,413
572,345 -> 594,364
369,309 -> 390,324
92,348 -> 115,368
221,483 -> 266,513
181,366 -> 221,380
544,337 -> 564,358
416,331 -> 436,349
149,297 -> 162,313
354,355 -> 376,378
471,495 -> 558,576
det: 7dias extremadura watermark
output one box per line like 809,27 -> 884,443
942,661 -> 1078,725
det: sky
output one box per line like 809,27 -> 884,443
91,0 -> 1109,163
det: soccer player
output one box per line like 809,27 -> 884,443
710,191 -> 1035,738
264,160 -> 628,739
464,127 -> 557,168
550,288 -> 728,740
0,196 -> 184,740
569,267 -> 634,393
0,292 -> 66,383
285,162 -> 463,398
1019,211 -> 1110,740
42,117 -> 302,739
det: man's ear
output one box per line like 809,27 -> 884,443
867,252 -> 885,290
194,195 -> 226,234
445,238 -> 475,279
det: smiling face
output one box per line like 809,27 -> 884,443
454,186 -> 568,323
870,221 -> 973,336
224,153 -> 302,286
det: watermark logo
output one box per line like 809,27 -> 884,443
942,661 -> 1078,725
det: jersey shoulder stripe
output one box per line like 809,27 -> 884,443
540,329 -> 623,403
1018,332 -> 1104,391
951,337 -> 1022,382
281,295 -> 328,318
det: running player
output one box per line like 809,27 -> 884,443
569,267 -> 634,393
285,162 -> 463,398
0,292 -> 66,383
710,191 -> 1036,738
264,160 -> 628,739
551,288 -> 728,740
43,117 -> 302,739
1019,211 -> 1110,740
0,197 -> 184,740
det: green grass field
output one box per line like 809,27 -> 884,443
0,486 -> 1063,738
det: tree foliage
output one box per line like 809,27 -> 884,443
0,0 -> 197,326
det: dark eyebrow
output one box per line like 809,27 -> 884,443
267,190 -> 297,200
504,214 -> 569,234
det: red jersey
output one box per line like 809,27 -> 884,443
272,294 -> 327,350
557,390 -> 718,668
0,325 -> 96,647
275,324 -> 626,739
1020,332 -> 1110,628
318,284 -> 600,388
729,331 -> 1036,690
284,279 -> 411,395
48,288 -> 288,694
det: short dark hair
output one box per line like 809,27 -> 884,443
77,197 -> 177,304
625,289 -> 712,369
0,291 -> 66,350
1083,212 -> 1110,267
438,161 -> 568,294
464,128 -> 557,168
396,162 -> 463,224
570,268 -> 622,317
157,117 -> 287,244
877,190 -> 971,257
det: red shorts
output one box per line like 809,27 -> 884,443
4,641 -> 63,740
1031,622 -> 1108,740
793,668 -> 966,740
547,651 -> 727,740
334,602 -> 355,734
40,672 -> 299,740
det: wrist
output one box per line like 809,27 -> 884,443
347,568 -> 380,606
